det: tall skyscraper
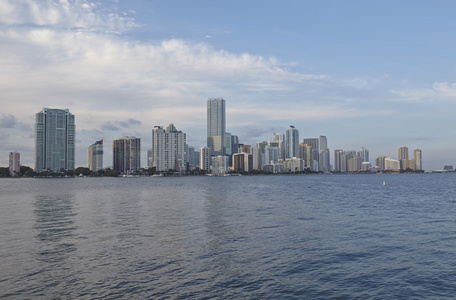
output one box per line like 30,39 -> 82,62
398,146 -> 409,170
9,151 -> 20,176
35,108 -> 75,172
286,126 -> 299,158
359,146 -> 369,163
153,124 -> 187,173
88,140 -> 103,171
113,136 -> 140,173
319,135 -> 330,172
398,146 -> 409,160
207,98 -> 226,157
271,132 -> 285,160
303,138 -> 319,170
414,149 -> 422,170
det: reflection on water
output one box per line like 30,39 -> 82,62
34,194 -> 77,263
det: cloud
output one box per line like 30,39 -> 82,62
101,122 -> 120,131
0,114 -> 16,128
0,0 -> 137,33
391,81 -> 456,102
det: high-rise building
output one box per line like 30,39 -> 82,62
153,124 -> 187,174
271,132 -> 285,160
113,136 -> 140,173
414,149 -> 422,171
9,151 -> 20,176
334,149 -> 344,172
398,146 -> 409,170
232,152 -> 253,173
319,135 -> 330,172
358,146 -> 369,163
376,155 -> 386,170
207,98 -> 226,157
211,155 -> 229,175
35,108 -> 75,172
88,140 -> 103,172
286,126 -> 299,158
199,147 -> 211,172
303,138 -> 319,170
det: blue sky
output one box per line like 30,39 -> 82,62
1,0 -> 455,170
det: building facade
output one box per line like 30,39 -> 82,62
199,146 -> 211,172
113,136 -> 141,173
207,98 -> 226,157
35,108 -> 75,172
286,126 -> 299,159
88,140 -> 103,172
153,124 -> 187,174
9,151 -> 20,176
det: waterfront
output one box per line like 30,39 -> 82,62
1,173 -> 456,299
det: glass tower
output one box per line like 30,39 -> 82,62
207,98 -> 226,157
35,108 -> 75,172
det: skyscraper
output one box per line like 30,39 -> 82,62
35,108 -> 75,172
88,140 -> 103,172
207,98 -> 226,157
113,136 -> 141,173
303,138 -> 319,170
9,151 -> 20,176
414,149 -> 422,170
398,146 -> 409,170
200,146 -> 211,172
152,124 -> 187,173
286,126 -> 299,158
319,135 -> 330,172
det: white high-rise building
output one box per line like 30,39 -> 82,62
207,98 -> 226,157
153,124 -> 187,174
286,126 -> 299,159
88,140 -> 103,172
35,108 -> 75,172
211,155 -> 229,175
200,147 -> 211,172
9,151 -> 20,176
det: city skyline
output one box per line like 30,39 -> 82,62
1,1 -> 456,170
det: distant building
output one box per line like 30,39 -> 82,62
113,136 -> 140,173
232,152 -> 253,173
376,155 -> 386,171
199,147 -> 211,172
211,155 -> 229,175
414,149 -> 422,170
444,165 -> 453,171
9,151 -> 20,176
398,146 -> 409,170
283,157 -> 304,173
303,138 -> 319,171
319,135 -> 330,172
286,126 -> 299,159
88,140 -> 103,171
147,149 -> 153,168
358,146 -> 369,163
35,108 -> 75,172
271,132 -> 285,160
385,157 -> 400,171
152,124 -> 186,174
207,98 -> 226,157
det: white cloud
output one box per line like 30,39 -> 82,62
391,81 -> 456,102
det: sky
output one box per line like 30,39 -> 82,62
1,0 -> 456,171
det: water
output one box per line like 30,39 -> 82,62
1,174 -> 456,299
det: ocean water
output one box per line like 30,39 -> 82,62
1,173 -> 456,299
